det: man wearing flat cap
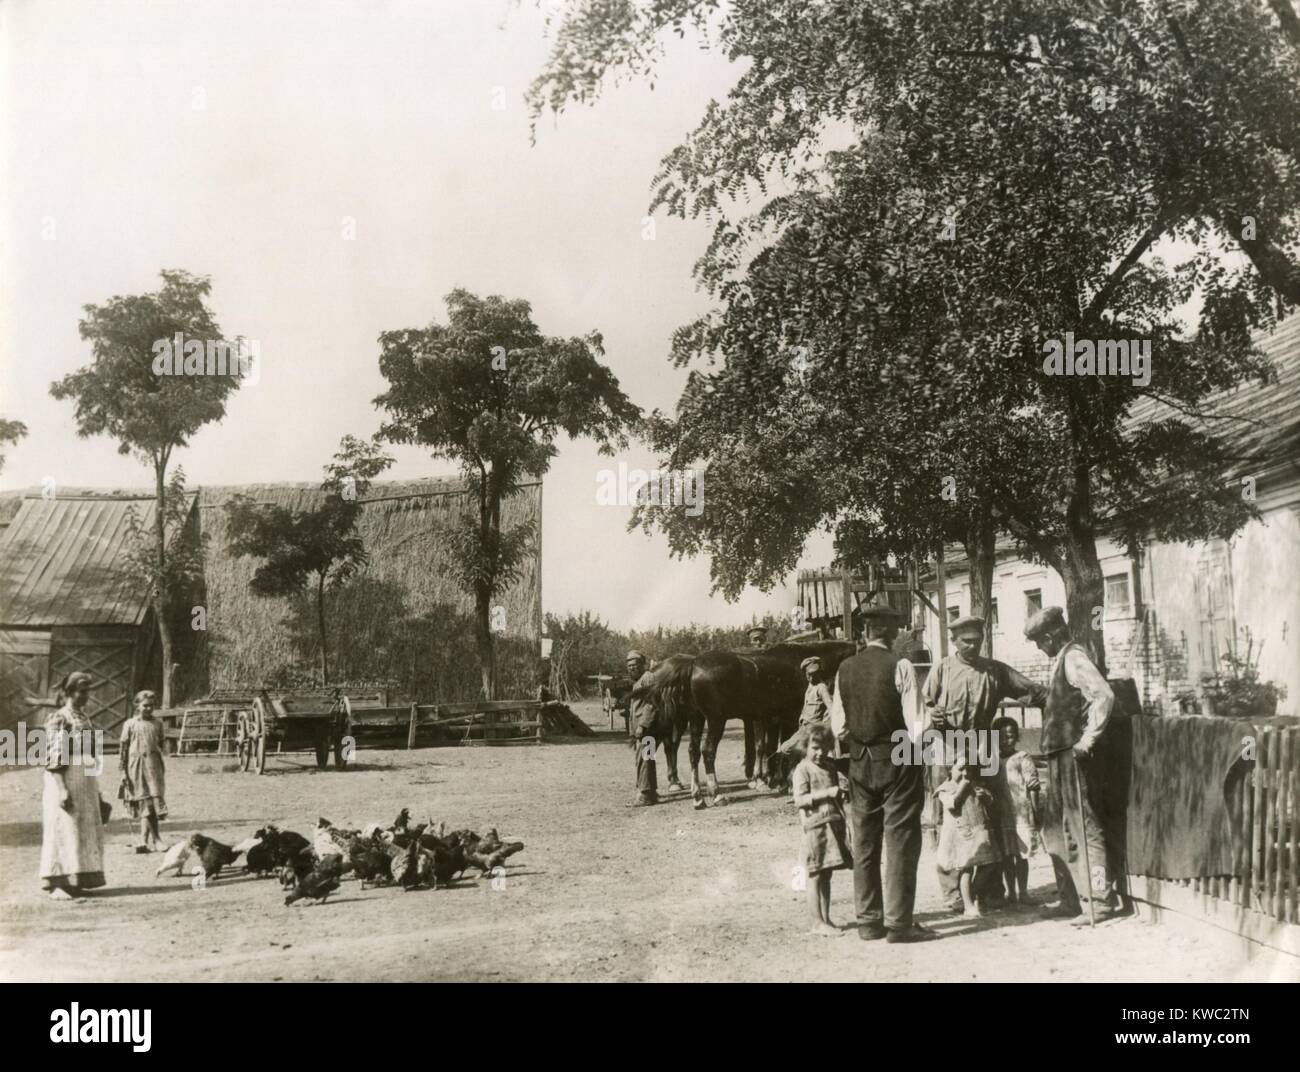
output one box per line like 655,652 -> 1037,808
624,651 -> 661,807
1024,606 -> 1118,923
924,614 -> 1047,912
828,604 -> 935,942
746,625 -> 768,648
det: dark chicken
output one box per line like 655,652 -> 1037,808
187,833 -> 242,881
284,853 -> 345,906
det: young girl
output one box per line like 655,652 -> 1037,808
119,690 -> 168,853
791,723 -> 852,936
934,764 -> 998,917
991,717 -> 1041,904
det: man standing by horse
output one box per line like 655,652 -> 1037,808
625,650 -> 662,808
924,615 -> 1047,913
1023,606 -> 1119,924
830,605 -> 936,943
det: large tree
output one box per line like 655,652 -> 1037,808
225,435 -> 393,686
374,289 -> 640,698
530,0 -> 1298,667
50,270 -> 245,705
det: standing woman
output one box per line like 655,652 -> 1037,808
40,672 -> 106,900
119,690 -> 167,852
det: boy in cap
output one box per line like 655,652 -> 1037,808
776,655 -> 835,760
1024,605 -> 1118,923
924,614 -> 1046,913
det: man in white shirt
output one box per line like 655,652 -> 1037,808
1024,606 -> 1118,923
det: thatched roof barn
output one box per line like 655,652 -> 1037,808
196,478 -> 542,702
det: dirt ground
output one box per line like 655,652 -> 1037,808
2,702 -> 1296,983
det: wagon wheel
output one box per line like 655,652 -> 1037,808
236,712 -> 253,772
333,695 -> 352,769
251,696 -> 270,775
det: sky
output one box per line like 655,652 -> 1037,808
0,0 -> 831,631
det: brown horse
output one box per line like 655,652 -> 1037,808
650,642 -> 856,808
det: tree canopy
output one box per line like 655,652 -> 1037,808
374,288 -> 641,695
530,0 -> 1300,662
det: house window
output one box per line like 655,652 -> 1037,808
1105,573 -> 1132,616
1025,589 -> 1042,616
947,606 -> 960,623
989,599 -> 1000,630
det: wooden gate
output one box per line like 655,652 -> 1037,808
0,629 -> 51,730
49,629 -> 137,743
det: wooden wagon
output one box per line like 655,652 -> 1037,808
235,689 -> 353,774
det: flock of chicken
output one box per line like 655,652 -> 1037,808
153,808 -> 525,906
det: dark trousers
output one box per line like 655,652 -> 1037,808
634,734 -> 658,801
849,750 -> 924,931
1043,750 -> 1113,911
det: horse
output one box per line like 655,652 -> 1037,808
650,641 -> 856,809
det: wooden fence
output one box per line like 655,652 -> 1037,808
1169,720 -> 1299,927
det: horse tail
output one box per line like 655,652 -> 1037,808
659,656 -> 696,734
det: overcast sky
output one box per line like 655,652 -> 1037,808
0,0 -> 830,631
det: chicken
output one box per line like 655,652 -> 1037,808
284,853 -> 345,906
349,834 -> 394,888
187,833 -> 242,881
455,828 -> 525,876
244,839 -> 278,876
259,826 -> 312,867
155,840 -> 192,878
314,816 -> 362,859
280,844 -> 319,890
389,807 -> 410,834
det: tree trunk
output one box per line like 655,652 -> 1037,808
475,585 -> 496,700
1059,535 -> 1108,676
964,520 -> 997,658
155,459 -> 173,708
316,571 -> 330,686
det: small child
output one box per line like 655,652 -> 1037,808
934,764 -> 998,917
791,723 -> 853,936
991,717 -> 1041,904
118,690 -> 168,852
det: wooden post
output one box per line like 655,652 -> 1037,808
407,702 -> 418,750
936,544 -> 949,659
841,570 -> 853,642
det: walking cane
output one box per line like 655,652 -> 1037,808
1071,750 -> 1097,929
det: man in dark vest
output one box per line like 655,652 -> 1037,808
1024,606 -> 1118,923
829,605 -> 937,942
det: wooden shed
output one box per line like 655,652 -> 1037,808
0,493 -> 190,740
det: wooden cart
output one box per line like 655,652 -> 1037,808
235,689 -> 352,774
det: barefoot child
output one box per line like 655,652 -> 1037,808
119,690 -> 168,852
792,723 -> 852,936
991,717 -> 1041,903
934,764 -> 998,917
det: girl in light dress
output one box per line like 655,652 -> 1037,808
791,723 -> 853,936
119,690 -> 169,852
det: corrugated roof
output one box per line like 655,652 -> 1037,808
0,495 -> 191,627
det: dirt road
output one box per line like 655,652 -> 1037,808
2,703 -> 1294,982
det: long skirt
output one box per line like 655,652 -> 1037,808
40,764 -> 105,891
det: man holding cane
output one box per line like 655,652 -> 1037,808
1024,606 -> 1118,924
